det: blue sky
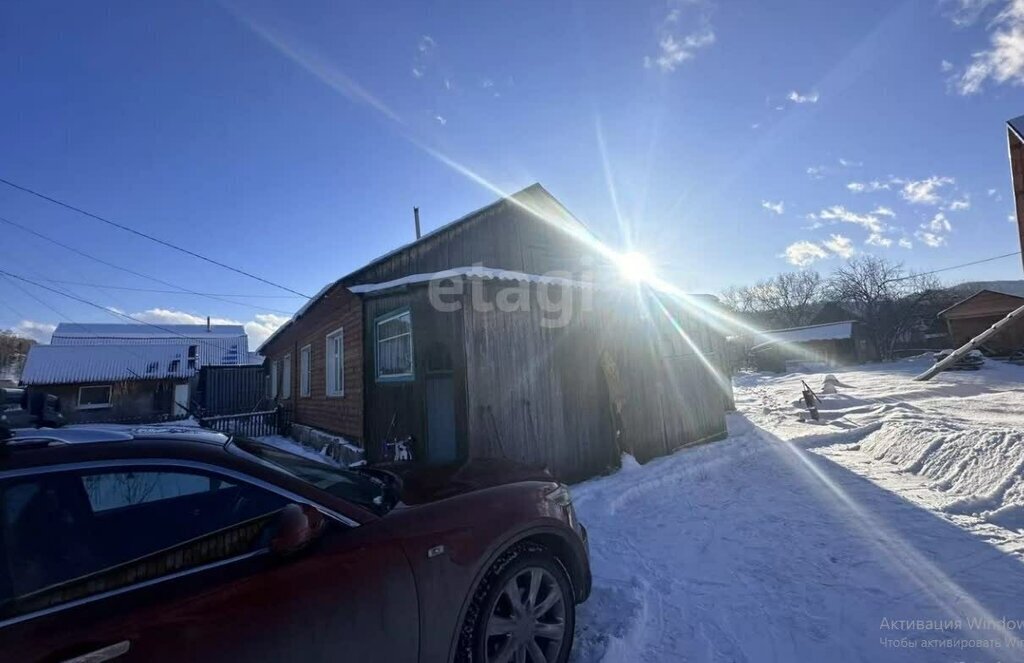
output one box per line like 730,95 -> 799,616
1,0 -> 1022,344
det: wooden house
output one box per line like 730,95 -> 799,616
259,184 -> 732,481
938,289 -> 1024,355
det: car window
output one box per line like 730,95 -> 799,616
0,466 -> 288,619
82,471 -> 233,512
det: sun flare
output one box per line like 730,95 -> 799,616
616,251 -> 656,282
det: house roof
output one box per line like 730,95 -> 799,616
52,323 -> 245,340
1010,114 -> 1024,142
937,289 -> 1024,318
49,323 -> 251,365
347,265 -> 595,295
21,344 -> 199,385
750,320 -> 856,353
258,183 -> 594,352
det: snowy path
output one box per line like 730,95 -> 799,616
571,360 -> 1024,662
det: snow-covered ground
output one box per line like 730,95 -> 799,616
571,358 -> 1024,662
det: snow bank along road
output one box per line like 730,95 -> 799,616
570,358 -> 1024,662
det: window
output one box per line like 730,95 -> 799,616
300,344 -> 311,397
375,310 -> 413,381
78,385 -> 112,410
326,328 -> 344,396
0,467 -> 289,618
270,360 -> 279,399
281,353 -> 292,400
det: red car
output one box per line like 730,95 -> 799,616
0,425 -> 590,662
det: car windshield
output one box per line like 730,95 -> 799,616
229,437 -> 391,515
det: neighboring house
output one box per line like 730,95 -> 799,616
938,289 -> 1024,355
260,183 -> 732,481
21,323 -> 260,423
748,320 -> 875,373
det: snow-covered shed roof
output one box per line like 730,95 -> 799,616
21,344 -> 198,385
49,323 -> 250,365
750,320 -> 856,352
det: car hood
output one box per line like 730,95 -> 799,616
367,457 -> 553,505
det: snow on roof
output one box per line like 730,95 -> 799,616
52,323 -> 245,339
750,320 -> 855,352
347,265 -> 594,294
21,344 -> 199,385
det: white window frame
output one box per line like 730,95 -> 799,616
270,361 -> 279,399
77,385 -> 112,410
299,344 -> 311,397
281,353 -> 292,400
325,327 -> 345,397
375,309 -> 414,381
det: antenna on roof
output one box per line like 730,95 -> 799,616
413,207 -> 421,240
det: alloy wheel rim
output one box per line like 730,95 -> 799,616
484,566 -> 566,663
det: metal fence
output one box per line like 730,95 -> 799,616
194,365 -> 267,416
199,405 -> 291,438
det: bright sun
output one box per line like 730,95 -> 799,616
615,251 -> 656,282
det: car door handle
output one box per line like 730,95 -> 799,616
61,640 -> 131,663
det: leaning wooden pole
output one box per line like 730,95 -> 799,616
914,302 -> 1024,381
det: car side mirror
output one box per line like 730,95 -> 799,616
270,503 -> 326,556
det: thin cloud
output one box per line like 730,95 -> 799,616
807,165 -> 826,179
823,234 -> 856,258
915,230 -> 947,247
782,240 -> 828,266
901,176 -> 955,205
847,180 -> 891,193
866,233 -> 894,247
838,158 -> 863,167
644,2 -> 715,72
899,237 -> 914,249
761,200 -> 785,215
787,90 -> 820,104
872,206 -> 897,217
925,212 -> 953,233
817,205 -> 886,233
948,196 -> 971,211
949,0 -> 1024,94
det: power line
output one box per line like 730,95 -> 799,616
0,176 -> 311,298
0,214 -> 295,315
891,251 -> 1022,282
43,279 -> 304,298
0,268 -> 254,351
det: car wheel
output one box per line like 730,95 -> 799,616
458,542 -> 575,663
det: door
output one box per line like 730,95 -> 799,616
0,464 -> 419,662
173,383 -> 189,416
426,375 -> 457,464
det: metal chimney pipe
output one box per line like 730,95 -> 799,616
206,316 -> 211,332
414,207 -> 421,240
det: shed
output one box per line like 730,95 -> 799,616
749,320 -> 873,372
20,343 -> 198,422
938,289 -> 1024,355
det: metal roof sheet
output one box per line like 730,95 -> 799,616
750,320 -> 856,352
21,344 -> 199,385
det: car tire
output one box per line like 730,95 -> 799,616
457,542 -> 575,663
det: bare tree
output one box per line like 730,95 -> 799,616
732,271 -> 824,328
827,256 -> 942,360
